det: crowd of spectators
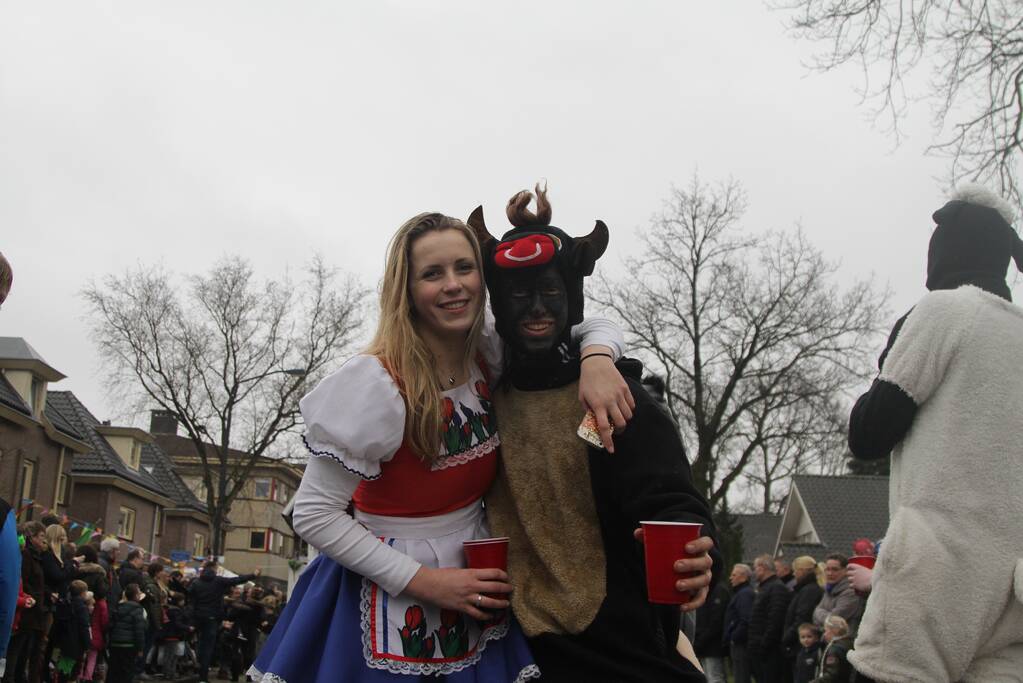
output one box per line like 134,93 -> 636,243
695,546 -> 872,683
3,515 -> 284,683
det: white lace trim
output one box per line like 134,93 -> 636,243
249,662 -> 539,683
433,432 -> 500,471
359,576 -> 511,676
515,664 -> 543,682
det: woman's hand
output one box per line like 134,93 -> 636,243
403,566 -> 512,621
578,347 -> 634,453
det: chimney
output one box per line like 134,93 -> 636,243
150,409 -> 179,435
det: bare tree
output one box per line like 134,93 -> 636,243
84,255 -> 365,554
773,0 -> 1023,208
592,175 -> 888,511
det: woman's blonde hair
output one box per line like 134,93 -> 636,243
793,555 -> 823,585
365,212 -> 487,463
45,524 -> 66,564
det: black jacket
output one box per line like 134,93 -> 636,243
98,551 -> 120,605
39,550 -> 76,601
55,595 -> 91,661
694,580 -> 731,658
108,600 -> 146,651
187,571 -> 258,620
782,573 -> 824,657
723,582 -> 754,645
794,642 -> 821,683
18,546 -> 47,632
747,575 -> 791,656
116,564 -> 145,595
158,604 -> 191,641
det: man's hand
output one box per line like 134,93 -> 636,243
253,568 -> 261,577
846,563 -> 873,594
634,530 -> 714,612
578,348 -> 635,453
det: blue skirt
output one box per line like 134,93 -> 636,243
249,555 -> 539,682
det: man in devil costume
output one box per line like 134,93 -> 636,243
847,185 -> 1023,683
468,185 -> 722,682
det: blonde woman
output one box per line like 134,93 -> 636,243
781,556 -> 824,664
250,212 -> 631,682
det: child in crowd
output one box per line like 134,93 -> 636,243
107,584 -> 146,683
54,580 -> 92,682
793,623 -> 821,683
81,589 -> 108,683
814,615 -> 854,683
157,592 -> 193,679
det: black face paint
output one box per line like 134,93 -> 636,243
498,264 -> 569,355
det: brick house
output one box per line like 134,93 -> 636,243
151,411 -> 304,590
47,391 -> 210,558
0,338 -> 89,517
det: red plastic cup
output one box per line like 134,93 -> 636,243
463,537 -> 509,572
848,555 -> 876,569
463,537 -> 510,600
640,521 -> 703,604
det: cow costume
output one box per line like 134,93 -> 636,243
469,187 -> 722,682
848,186 -> 1023,683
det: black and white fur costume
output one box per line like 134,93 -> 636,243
848,186 -> 1023,683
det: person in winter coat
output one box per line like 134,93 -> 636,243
73,547 -> 108,602
847,185 -> 1023,683
96,538 -> 120,606
812,555 -> 863,634
813,615 -> 854,683
793,623 -> 821,683
106,584 -> 146,683
53,580 -> 90,682
694,579 -> 731,683
782,556 -> 824,661
80,584 -> 108,683
187,562 -> 259,683
157,592 -> 191,680
114,550 -> 145,606
747,554 -> 792,683
2,522 -> 45,683
723,564 -> 754,683
141,563 -> 167,674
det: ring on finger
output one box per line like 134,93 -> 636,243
475,593 -> 483,607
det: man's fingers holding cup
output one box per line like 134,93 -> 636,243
673,553 -> 712,574
680,584 -> 710,613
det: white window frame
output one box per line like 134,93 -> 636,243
118,506 -> 136,540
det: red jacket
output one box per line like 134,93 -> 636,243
90,598 -> 109,650
12,579 -> 30,633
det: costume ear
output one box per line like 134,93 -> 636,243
467,205 -> 497,254
572,220 -> 609,276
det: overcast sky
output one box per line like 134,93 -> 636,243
1,0 -> 1005,428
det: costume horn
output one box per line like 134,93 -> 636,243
467,206 -> 497,254
572,220 -> 610,276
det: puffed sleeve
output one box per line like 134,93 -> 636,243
299,354 -> 406,480
479,310 -> 627,381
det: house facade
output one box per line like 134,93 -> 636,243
0,338 -> 89,518
773,474 -> 889,560
151,411 -> 304,590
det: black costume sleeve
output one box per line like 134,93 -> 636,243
607,384 -> 724,583
848,311 -> 917,460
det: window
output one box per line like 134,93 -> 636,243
128,441 -> 141,470
20,460 -> 35,509
117,506 -> 136,540
249,530 -> 267,550
273,531 -> 283,555
193,533 -> 206,558
273,481 -> 286,502
252,478 -> 272,499
56,474 -> 70,505
154,507 -> 162,537
30,377 -> 42,415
